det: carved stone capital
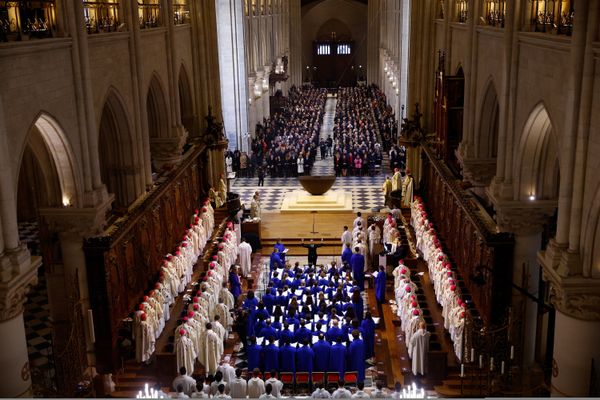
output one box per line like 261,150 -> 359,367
150,131 -> 188,169
0,255 -> 41,321
461,157 -> 497,187
39,195 -> 114,238
540,263 -> 600,321
491,198 -> 557,235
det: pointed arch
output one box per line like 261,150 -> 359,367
99,87 -> 138,208
178,63 -> 195,136
582,184 -> 600,278
476,78 -> 499,159
17,113 -> 81,211
146,73 -> 170,139
515,103 -> 560,201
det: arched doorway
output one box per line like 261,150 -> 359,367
17,113 -> 81,395
178,65 -> 195,137
98,89 -> 138,209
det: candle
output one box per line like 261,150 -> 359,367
471,348 -> 475,363
460,363 -> 465,377
145,383 -> 149,398
510,345 -> 514,360
479,354 -> 483,369
501,361 -> 505,375
490,357 -> 494,371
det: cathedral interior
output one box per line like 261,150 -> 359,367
0,0 -> 599,398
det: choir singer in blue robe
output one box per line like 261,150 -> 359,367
247,336 -> 262,372
270,248 -> 284,271
263,337 -> 280,373
375,265 -> 387,304
348,330 -> 366,381
312,334 -> 331,372
350,248 -> 365,289
361,311 -> 376,360
274,239 -> 287,263
329,337 -> 347,380
279,340 -> 297,374
341,244 -> 353,265
296,339 -> 315,373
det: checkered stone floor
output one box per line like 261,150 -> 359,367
18,221 -> 42,256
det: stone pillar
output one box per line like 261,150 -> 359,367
0,255 -> 40,397
262,65 -> 271,119
288,0 -> 301,87
247,76 -> 257,138
255,71 -> 264,123
494,200 -> 556,367
367,0 -> 380,84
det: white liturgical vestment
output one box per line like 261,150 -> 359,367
409,328 -> 430,375
239,241 -> 253,277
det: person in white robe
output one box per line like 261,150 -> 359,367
391,168 -> 401,192
173,367 -> 197,395
176,330 -> 196,377
401,171 -> 414,208
229,369 -> 247,398
217,356 -> 236,383
341,226 -> 353,252
204,323 -> 221,375
367,224 -> 381,267
353,212 -> 365,229
264,372 -> 284,398
247,369 -> 266,398
215,299 -> 233,331
251,195 -> 261,220
219,282 -> 235,310
135,312 -> 155,363
409,321 -> 430,376
239,238 -> 253,277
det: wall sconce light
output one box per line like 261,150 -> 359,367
528,193 -> 536,201
62,196 -> 71,207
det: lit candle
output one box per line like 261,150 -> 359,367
501,361 -> 505,375
490,357 -> 494,371
471,348 -> 475,363
145,383 -> 149,398
510,345 -> 514,360
479,354 -> 483,369
460,363 -> 465,377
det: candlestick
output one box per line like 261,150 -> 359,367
471,348 -> 475,363
501,361 -> 505,375
479,354 -> 483,369
490,357 -> 494,371
510,345 -> 514,360
460,363 -> 465,377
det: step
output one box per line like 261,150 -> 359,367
433,385 -> 482,397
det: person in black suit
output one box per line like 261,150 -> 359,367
301,238 -> 323,266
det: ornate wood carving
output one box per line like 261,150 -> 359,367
421,145 -> 514,325
84,145 -> 207,373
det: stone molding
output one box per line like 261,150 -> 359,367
39,195 -> 114,238
490,198 -> 557,235
150,131 -> 188,169
461,157 -> 497,187
0,255 -> 41,321
538,257 -> 600,321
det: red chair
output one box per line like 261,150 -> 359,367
296,372 -> 310,386
312,372 -> 326,386
263,372 -> 271,380
279,372 -> 295,386
344,371 -> 358,385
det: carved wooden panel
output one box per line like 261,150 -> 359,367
84,145 -> 208,373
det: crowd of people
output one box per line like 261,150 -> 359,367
133,200 -> 216,365
249,86 -> 327,178
332,86 -> 386,177
411,197 -> 469,361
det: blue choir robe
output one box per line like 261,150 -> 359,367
295,326 -> 313,344
254,319 -> 266,336
329,343 -> 347,379
296,344 -> 315,373
375,270 -> 387,303
286,316 -> 300,330
246,309 -> 257,336
272,321 -> 282,331
348,339 -> 366,381
256,308 -> 270,320
243,297 -> 258,311
230,272 -> 242,299
350,253 -> 365,288
313,340 -> 331,372
351,299 -> 364,321
247,343 -> 262,372
326,326 -> 344,343
263,291 -> 276,312
280,329 -> 295,344
341,247 -> 353,264
279,344 -> 297,373
270,252 -> 284,271
274,243 -> 286,262
360,318 -> 376,359
318,278 -> 330,286
263,343 -> 280,373
259,325 -> 278,340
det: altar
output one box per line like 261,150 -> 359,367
280,189 -> 353,213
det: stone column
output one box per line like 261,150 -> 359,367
0,255 -> 40,397
262,65 -> 271,119
288,0 -> 301,87
494,199 -> 556,367
255,71 -> 264,123
247,76 -> 257,138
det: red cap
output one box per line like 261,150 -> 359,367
450,285 -> 456,291
195,217 -> 200,223
411,301 -> 417,308
218,244 -> 224,250
461,312 -> 465,318
183,317 -> 189,322
202,207 -> 208,212
167,254 -> 173,260
175,250 -> 181,256
405,286 -> 412,292
195,209 -> 199,214
412,309 -> 420,316
193,304 -> 199,310
212,256 -> 218,260
179,329 -> 186,336
141,313 -> 147,321
188,311 -> 194,318
203,276 -> 208,281
143,296 -> 148,302
400,268 -> 407,275
138,304 -> 144,310
182,242 -> 188,248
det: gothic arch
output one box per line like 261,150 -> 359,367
99,87 -> 138,208
146,73 -> 170,139
178,64 -> 195,135
515,103 -> 560,201
316,18 -> 353,40
476,78 -> 499,159
17,113 -> 81,211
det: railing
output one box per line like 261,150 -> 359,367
0,0 -> 56,41
483,0 -> 505,27
138,0 -> 160,29
528,0 -> 573,36
173,0 -> 189,25
83,0 -> 120,34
